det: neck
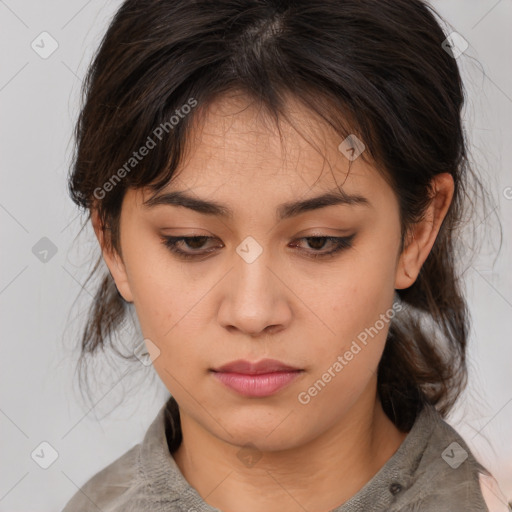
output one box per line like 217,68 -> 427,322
173,381 -> 408,512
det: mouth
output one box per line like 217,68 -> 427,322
210,358 -> 304,397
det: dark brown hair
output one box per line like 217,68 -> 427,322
68,0 -> 498,431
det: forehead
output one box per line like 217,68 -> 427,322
131,92 -> 395,214
176,91 -> 364,187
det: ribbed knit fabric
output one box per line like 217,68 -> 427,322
61,397 -> 505,512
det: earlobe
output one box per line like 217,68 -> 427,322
394,173 -> 454,290
90,208 -> 134,303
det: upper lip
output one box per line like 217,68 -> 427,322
212,358 -> 302,374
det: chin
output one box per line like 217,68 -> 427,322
228,432 -> 299,454
214,413 -> 311,453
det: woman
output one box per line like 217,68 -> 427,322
62,0 -> 509,510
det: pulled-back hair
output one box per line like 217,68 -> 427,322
68,0 -> 496,431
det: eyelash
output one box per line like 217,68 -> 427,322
160,234 -> 355,260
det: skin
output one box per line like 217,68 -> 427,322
92,91 -> 454,512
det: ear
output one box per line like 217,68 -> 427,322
395,173 -> 454,290
91,208 -> 134,303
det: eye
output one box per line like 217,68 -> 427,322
160,234 -> 355,260
289,235 -> 355,259
161,236 -> 222,260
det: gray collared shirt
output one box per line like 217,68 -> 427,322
62,399 -> 508,511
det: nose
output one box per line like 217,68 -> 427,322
217,249 -> 292,338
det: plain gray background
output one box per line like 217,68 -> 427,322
1,1 -> 511,510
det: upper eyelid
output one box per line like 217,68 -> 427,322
163,234 -> 350,241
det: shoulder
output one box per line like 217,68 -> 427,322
60,399 -> 184,512
393,405 -> 509,512
61,444 -> 142,512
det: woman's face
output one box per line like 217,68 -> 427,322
103,93 -> 410,451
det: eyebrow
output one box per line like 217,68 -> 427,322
143,188 -> 370,221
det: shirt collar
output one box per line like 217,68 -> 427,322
137,397 -> 438,511
137,397 -> 221,510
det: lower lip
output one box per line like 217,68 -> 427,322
211,371 -> 303,397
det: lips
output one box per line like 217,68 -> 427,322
212,358 -> 301,375
210,358 -> 304,397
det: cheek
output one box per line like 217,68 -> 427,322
122,234 -> 185,341
298,274 -> 395,424
310,233 -> 399,388
122,241 -> 216,375
326,246 -> 398,341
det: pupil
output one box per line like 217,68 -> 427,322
307,237 -> 326,250
188,237 -> 207,249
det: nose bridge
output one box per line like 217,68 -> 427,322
218,235 -> 290,335
233,235 -> 276,303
